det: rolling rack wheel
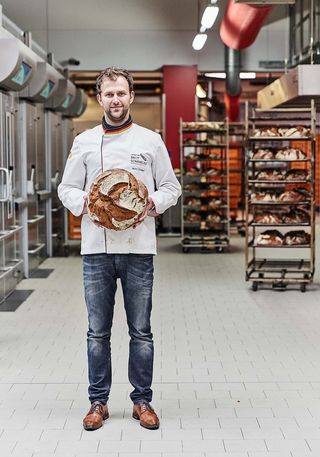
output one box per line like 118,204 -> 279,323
215,246 -> 224,253
300,283 -> 306,293
252,281 -> 258,291
182,247 -> 190,253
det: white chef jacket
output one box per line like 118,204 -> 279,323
58,123 -> 181,255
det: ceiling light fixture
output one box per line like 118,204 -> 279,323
192,33 -> 208,51
201,5 -> 219,29
205,72 -> 226,79
239,72 -> 256,79
205,72 -> 257,79
196,83 -> 207,98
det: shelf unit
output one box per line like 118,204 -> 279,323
245,101 -> 316,292
180,120 -> 230,253
229,122 -> 246,236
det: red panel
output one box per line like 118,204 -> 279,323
224,93 -> 240,122
163,66 -> 197,169
220,0 -> 272,50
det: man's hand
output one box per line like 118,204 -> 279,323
82,194 -> 88,214
132,198 -> 158,229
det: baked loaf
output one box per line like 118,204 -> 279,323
275,148 -> 307,160
278,189 -> 310,202
278,126 -> 310,137
253,127 -> 278,137
283,209 -> 310,224
87,169 -> 148,231
206,212 -> 221,226
184,182 -> 200,191
255,212 -> 282,224
252,148 -> 274,160
284,230 -> 310,245
256,230 -> 283,245
184,197 -> 201,207
185,211 -> 201,222
186,167 -> 201,176
253,127 -> 310,138
251,191 -> 277,202
285,169 -> 309,181
256,169 -> 284,181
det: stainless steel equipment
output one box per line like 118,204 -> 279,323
257,64 -> 320,109
0,91 -> 24,303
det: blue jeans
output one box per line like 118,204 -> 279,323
83,253 -> 154,405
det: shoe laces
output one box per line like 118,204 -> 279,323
90,402 -> 104,415
139,402 -> 153,413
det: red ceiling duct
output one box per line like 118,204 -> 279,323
220,0 -> 272,50
224,93 -> 240,122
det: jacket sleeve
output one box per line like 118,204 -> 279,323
149,136 -> 181,214
57,137 -> 87,216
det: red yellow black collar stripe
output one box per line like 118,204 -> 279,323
102,115 -> 133,134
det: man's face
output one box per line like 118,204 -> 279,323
97,75 -> 134,125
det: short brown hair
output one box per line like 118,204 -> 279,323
96,66 -> 134,94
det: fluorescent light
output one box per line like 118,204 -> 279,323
205,72 -> 226,79
205,71 -> 257,79
200,25 -> 206,33
201,6 -> 219,29
196,84 -> 207,98
192,33 -> 207,50
240,72 -> 256,79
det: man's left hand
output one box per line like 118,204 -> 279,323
132,198 -> 158,229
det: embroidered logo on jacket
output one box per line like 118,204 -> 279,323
130,153 -> 148,171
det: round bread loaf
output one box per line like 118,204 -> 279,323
87,169 -> 148,230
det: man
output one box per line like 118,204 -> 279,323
58,67 -> 181,431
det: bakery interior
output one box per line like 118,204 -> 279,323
1,0 -> 320,455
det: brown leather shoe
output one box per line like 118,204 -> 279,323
132,402 -> 160,430
83,401 -> 109,431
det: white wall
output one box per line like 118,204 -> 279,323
0,0 -> 289,71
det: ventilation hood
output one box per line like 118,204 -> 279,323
257,64 -> 320,109
44,78 -> 76,112
63,88 -> 87,118
19,62 -> 63,103
0,29 -> 37,92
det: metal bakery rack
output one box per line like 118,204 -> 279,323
245,101 -> 316,292
180,119 -> 230,253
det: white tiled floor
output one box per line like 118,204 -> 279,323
1,235 -> 320,456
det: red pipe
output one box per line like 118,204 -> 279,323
224,93 -> 240,122
220,0 -> 272,50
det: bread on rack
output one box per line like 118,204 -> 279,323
278,126 -> 311,137
282,209 -> 310,224
206,212 -> 221,226
184,197 -> 201,207
275,148 -> 307,160
285,169 -> 310,181
255,230 -> 284,245
283,230 -> 310,245
183,121 -> 223,131
255,212 -> 282,224
278,188 -> 310,202
185,211 -> 201,222
208,198 -> 223,209
184,138 -> 197,145
253,127 -> 278,137
256,169 -> 284,181
186,167 -> 201,176
87,169 -> 148,231
206,168 -> 220,176
184,182 -> 200,192
252,148 -> 275,160
251,191 -> 277,202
